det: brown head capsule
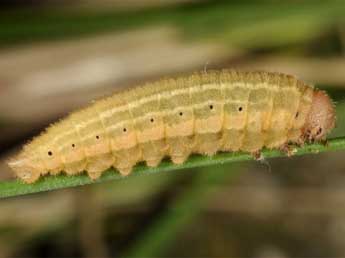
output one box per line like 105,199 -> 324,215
302,90 -> 336,142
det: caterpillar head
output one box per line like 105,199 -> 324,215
7,151 -> 44,183
302,90 -> 336,142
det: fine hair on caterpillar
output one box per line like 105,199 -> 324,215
8,70 -> 336,183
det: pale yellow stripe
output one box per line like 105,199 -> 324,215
51,83 -> 298,145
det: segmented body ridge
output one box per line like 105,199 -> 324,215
17,70 -> 315,181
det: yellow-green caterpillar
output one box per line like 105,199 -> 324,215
8,70 -> 336,183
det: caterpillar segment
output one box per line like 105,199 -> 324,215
8,70 -> 336,183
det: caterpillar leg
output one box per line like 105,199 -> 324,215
166,136 -> 193,165
86,153 -> 113,178
171,154 -> 189,165
112,146 -> 141,176
279,144 -> 297,157
117,166 -> 133,176
64,160 -> 86,176
252,151 -> 272,173
145,144 -> 168,167
87,170 -> 102,180
141,140 -> 167,168
251,150 -> 263,161
146,158 -> 163,167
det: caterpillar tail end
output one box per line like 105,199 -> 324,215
7,152 -> 41,183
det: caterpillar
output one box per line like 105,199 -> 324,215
8,70 -> 336,183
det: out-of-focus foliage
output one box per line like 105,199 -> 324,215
0,0 -> 344,49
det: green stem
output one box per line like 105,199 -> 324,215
0,137 -> 344,199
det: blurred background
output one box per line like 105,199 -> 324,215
1,0 -> 345,257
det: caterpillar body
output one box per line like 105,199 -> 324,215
8,70 -> 336,183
